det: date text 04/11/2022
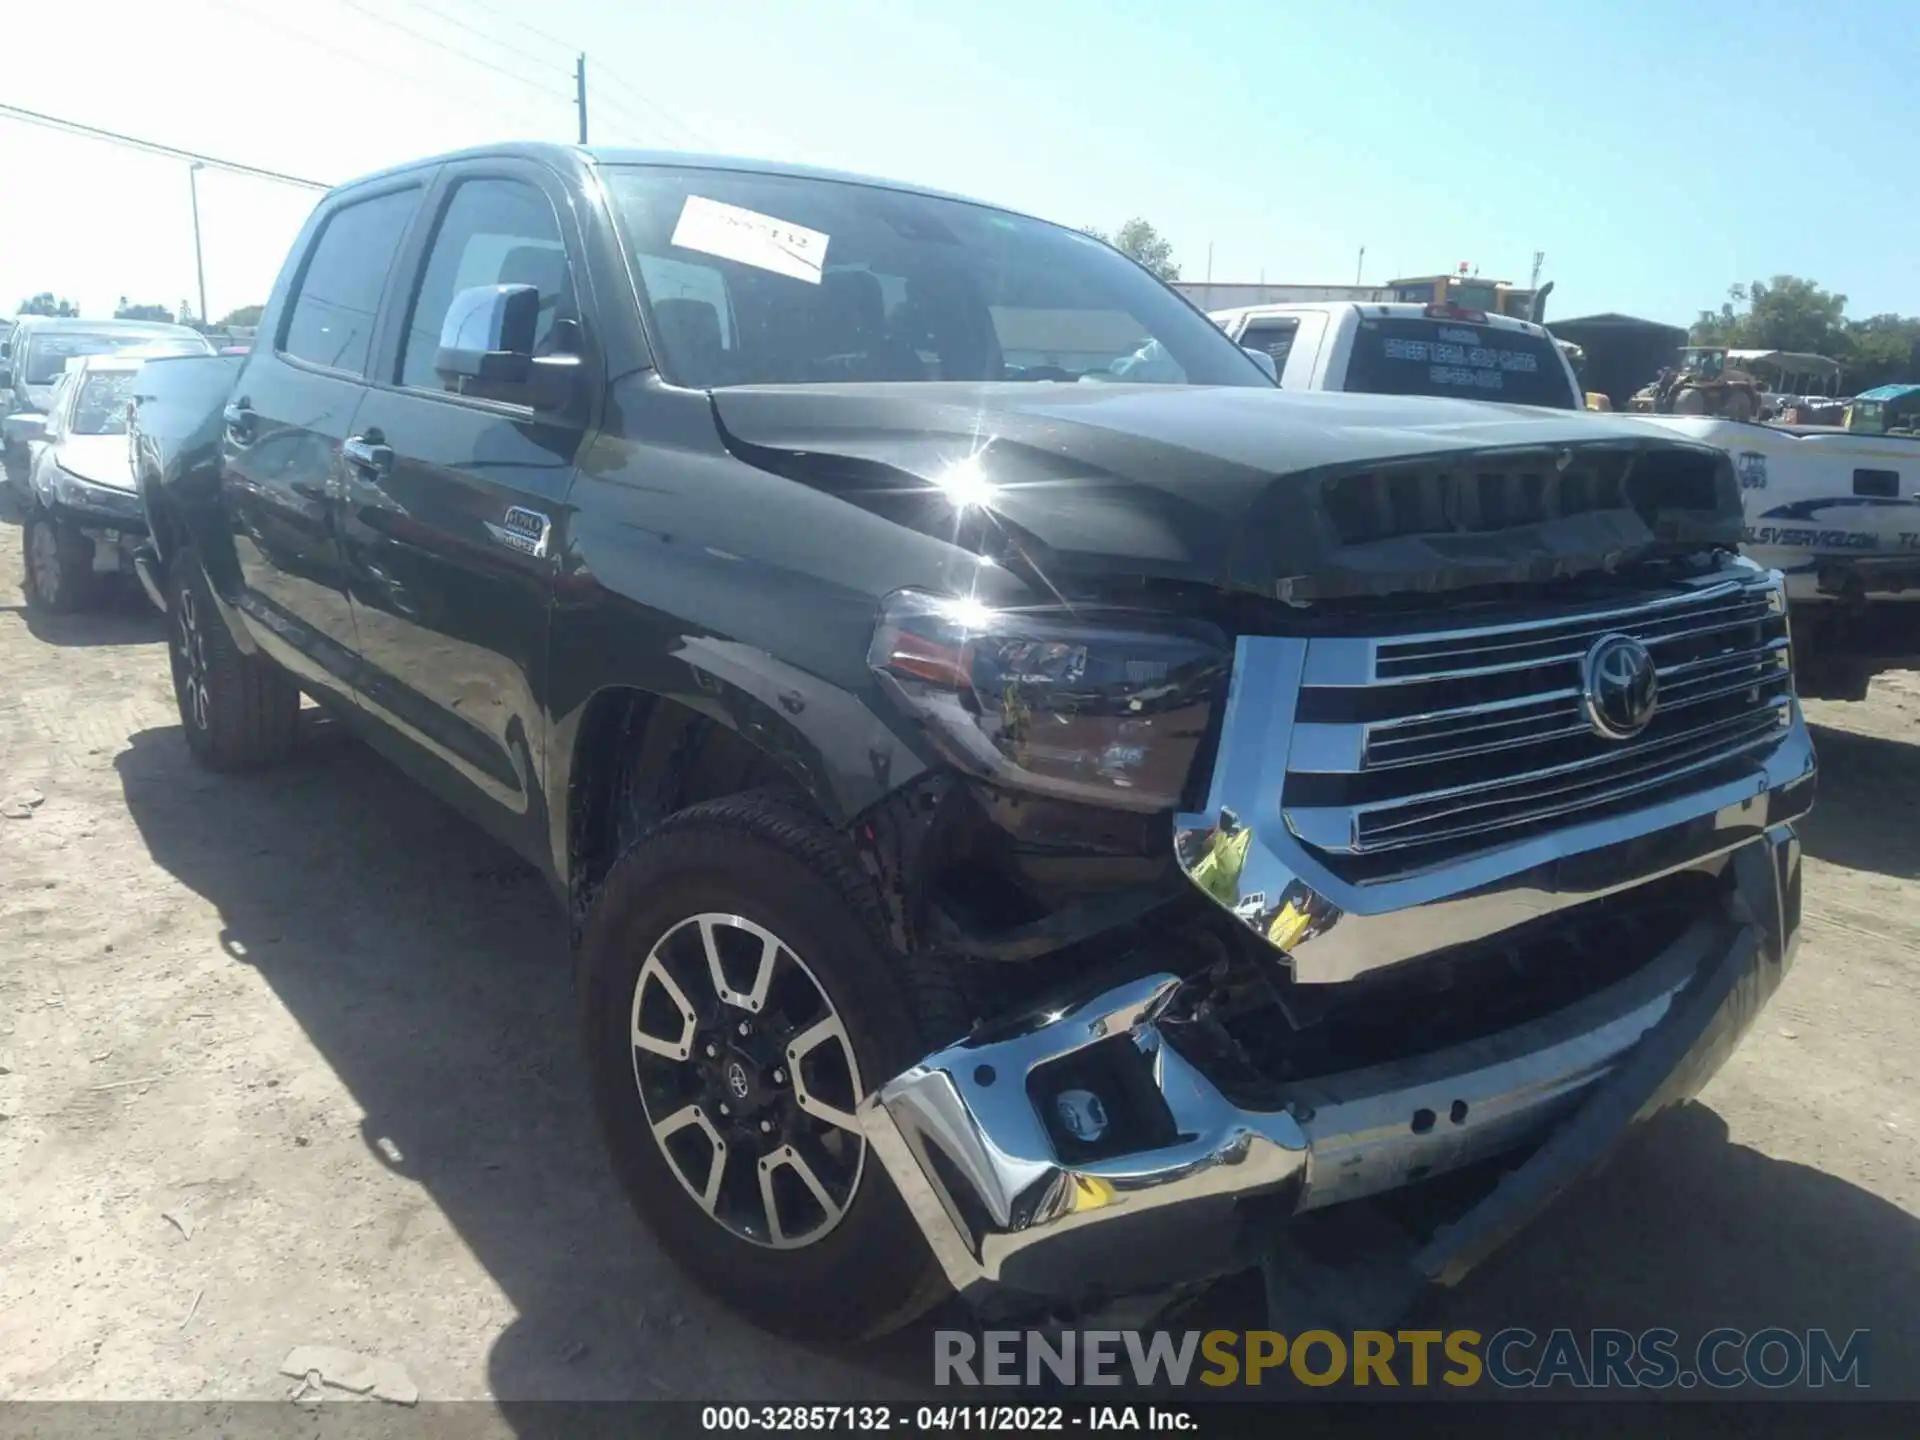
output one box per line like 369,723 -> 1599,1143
699,1406 -> 1197,1433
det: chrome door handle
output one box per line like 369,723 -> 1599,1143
342,434 -> 394,474
222,401 -> 256,444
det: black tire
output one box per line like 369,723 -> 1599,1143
580,792 -> 958,1341
21,504 -> 100,613
167,543 -> 301,770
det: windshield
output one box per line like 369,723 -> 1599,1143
604,166 -> 1268,389
1341,317 -> 1579,409
70,371 -> 138,436
25,333 -> 201,385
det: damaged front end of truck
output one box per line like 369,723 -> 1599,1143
813,418 -> 1814,1323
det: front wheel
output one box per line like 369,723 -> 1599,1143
167,544 -> 301,770
580,793 -> 955,1341
22,505 -> 100,613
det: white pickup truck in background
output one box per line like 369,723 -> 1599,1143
1212,299 -> 1586,410
1633,391 -> 1920,700
1211,304 -> 1920,700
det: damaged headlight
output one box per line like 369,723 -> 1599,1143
53,466 -> 138,516
868,589 -> 1229,811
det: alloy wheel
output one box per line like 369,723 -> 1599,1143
629,913 -> 866,1249
174,587 -> 212,733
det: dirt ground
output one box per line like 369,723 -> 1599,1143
2,553 -> 1917,1406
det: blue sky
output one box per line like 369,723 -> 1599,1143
3,0 -> 1915,327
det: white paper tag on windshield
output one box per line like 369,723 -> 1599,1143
670,195 -> 830,285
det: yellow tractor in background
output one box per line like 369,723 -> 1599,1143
1627,346 -> 1766,421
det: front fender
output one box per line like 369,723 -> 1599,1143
545,612 -> 932,884
27,452 -> 57,510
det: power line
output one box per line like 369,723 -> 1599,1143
590,62 -> 716,149
333,0 -> 573,100
590,92 -> 708,150
441,0 -> 578,56
430,0 -> 718,150
0,101 -> 330,189
207,0 -> 560,132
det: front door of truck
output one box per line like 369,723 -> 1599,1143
337,162 -> 591,848
222,181 -> 425,701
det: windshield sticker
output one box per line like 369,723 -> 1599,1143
1380,329 -> 1541,393
671,195 -> 830,285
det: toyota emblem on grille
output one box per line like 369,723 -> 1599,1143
1581,634 -> 1659,740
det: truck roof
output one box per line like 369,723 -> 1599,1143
333,141 -> 1004,217
1211,299 -> 1552,337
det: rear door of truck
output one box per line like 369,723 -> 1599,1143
221,179 -> 428,703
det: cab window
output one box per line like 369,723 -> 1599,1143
1239,319 -> 1300,385
280,187 -> 422,376
398,177 -> 577,392
1345,318 -> 1578,409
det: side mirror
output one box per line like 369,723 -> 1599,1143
1243,347 -> 1279,383
433,283 -> 579,411
3,412 -> 48,447
435,283 -> 539,386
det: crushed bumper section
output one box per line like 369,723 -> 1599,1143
858,823 -> 1803,1310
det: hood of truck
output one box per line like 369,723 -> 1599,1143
709,383 -> 1743,600
53,435 -> 137,492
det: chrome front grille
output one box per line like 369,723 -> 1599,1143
1283,574 -> 1793,877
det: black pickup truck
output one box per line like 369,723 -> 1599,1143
128,142 -> 1815,1342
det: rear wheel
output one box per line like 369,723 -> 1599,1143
580,793 -> 956,1340
21,505 -> 99,613
167,544 -> 301,770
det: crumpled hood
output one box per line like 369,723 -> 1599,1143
52,435 -> 137,492
709,383 -> 1743,600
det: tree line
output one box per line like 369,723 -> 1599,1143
1082,220 -> 1181,282
1691,276 -> 1920,394
14,292 -> 263,328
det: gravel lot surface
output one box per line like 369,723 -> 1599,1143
2,560 -> 1915,1407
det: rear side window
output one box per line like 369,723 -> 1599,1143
1344,318 -> 1577,409
280,188 -> 421,375
1239,319 -> 1300,385
398,178 -> 576,391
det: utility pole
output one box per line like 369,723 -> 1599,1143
188,162 -> 208,328
575,54 -> 588,143
1530,249 -> 1545,290
1355,245 -> 1365,285
1205,242 -> 1213,286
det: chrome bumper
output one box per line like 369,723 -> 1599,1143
859,823 -> 1803,1309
